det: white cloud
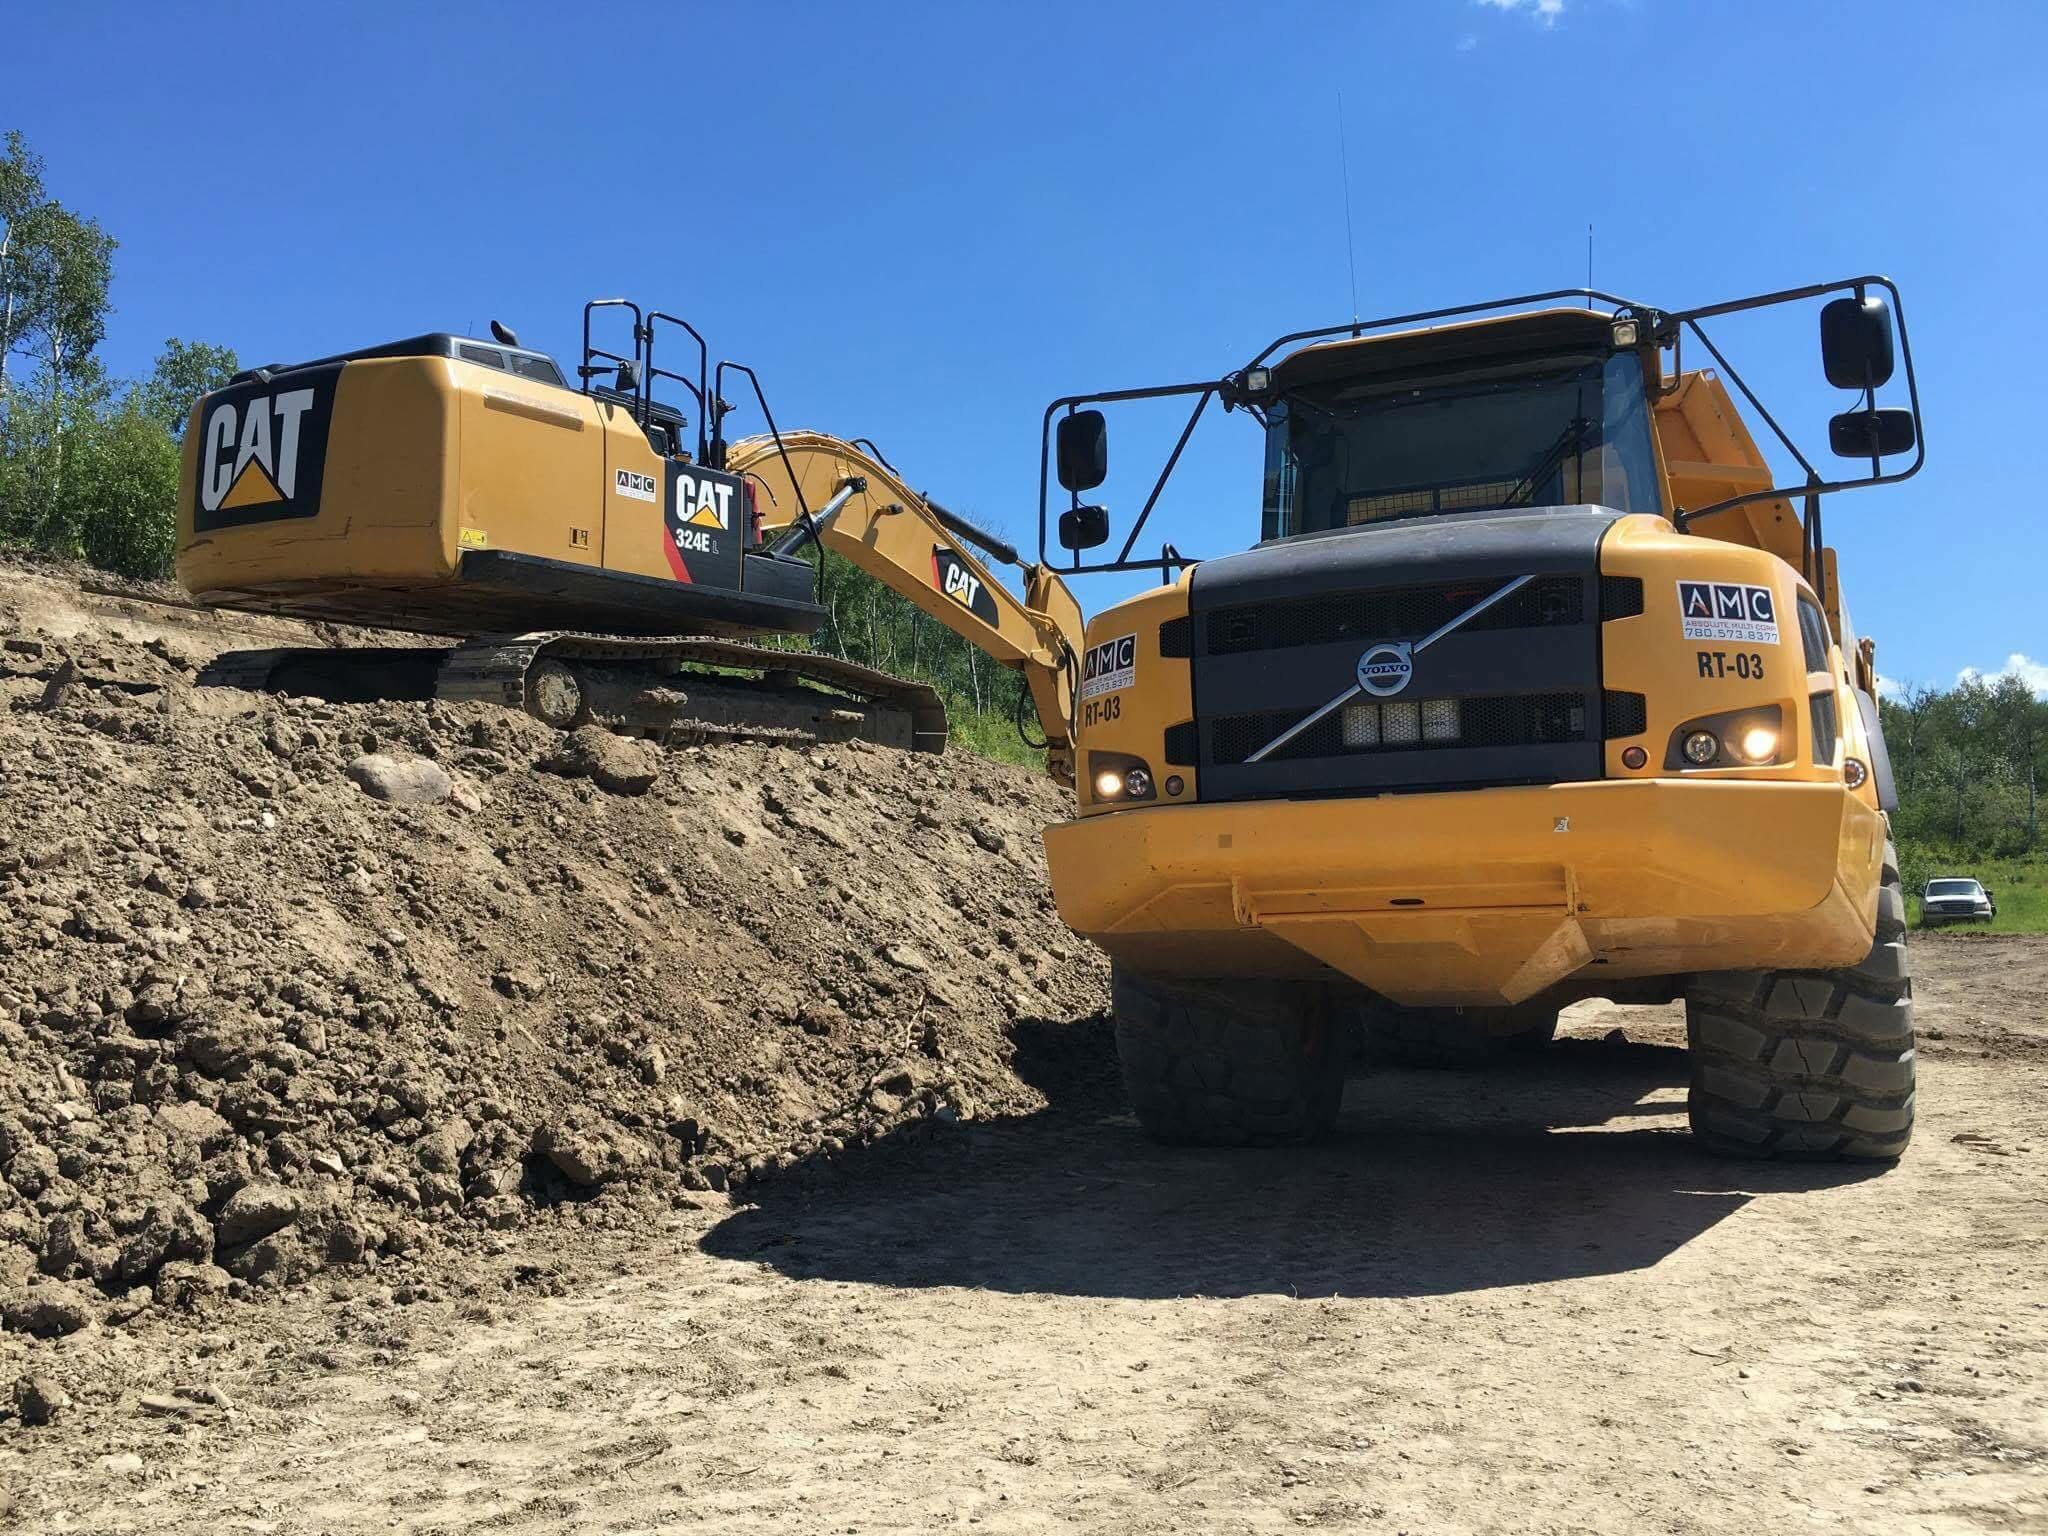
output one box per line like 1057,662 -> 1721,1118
1957,653 -> 2048,698
1477,0 -> 1565,23
1875,674 -> 1904,700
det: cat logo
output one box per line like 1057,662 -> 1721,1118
192,366 -> 337,532
675,471 -> 734,531
932,546 -> 1000,626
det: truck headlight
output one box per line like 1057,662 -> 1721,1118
1088,751 -> 1157,805
1735,725 -> 1779,763
1666,706 -> 1783,772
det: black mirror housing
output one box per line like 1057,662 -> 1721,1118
1056,410 -> 1108,493
1058,504 -> 1110,551
1821,295 -> 1896,390
1829,406 -> 1916,459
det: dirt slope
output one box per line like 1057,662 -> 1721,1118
0,557 -> 1105,1322
4,936 -> 2042,1534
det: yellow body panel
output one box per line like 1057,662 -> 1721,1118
1046,780 -> 1883,1006
177,356 -> 616,601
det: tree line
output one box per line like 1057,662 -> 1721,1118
1881,672 -> 2045,864
0,131 -> 238,577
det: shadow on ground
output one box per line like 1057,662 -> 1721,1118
702,1018 -> 1887,1300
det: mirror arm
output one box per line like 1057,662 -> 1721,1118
1686,317 -> 1819,483
1113,387 -> 1215,564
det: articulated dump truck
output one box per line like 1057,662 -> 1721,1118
1035,279 -> 1924,1160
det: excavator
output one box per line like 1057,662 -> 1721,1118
180,277 -> 1927,1167
176,299 -> 1084,779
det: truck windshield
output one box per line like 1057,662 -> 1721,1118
1926,880 -> 1979,897
1261,349 -> 1663,538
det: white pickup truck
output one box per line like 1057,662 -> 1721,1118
1921,877 -> 1997,927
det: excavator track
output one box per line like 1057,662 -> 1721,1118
201,633 -> 950,753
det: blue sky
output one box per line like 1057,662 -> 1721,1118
10,0 -> 2041,693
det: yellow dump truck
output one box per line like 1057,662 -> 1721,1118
1034,280 -> 1923,1160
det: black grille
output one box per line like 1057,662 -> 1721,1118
1158,615 -> 1191,658
1163,720 -> 1198,766
1810,692 -> 1839,765
1211,691 -> 1588,766
1600,575 -> 1644,620
1205,575 -> 1583,656
1603,690 -> 1647,737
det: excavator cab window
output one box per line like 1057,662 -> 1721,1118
1260,348 -> 1663,538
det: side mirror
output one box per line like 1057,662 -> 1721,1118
614,359 -> 642,392
1058,504 -> 1110,551
1056,410 -> 1108,493
1821,295 -> 1896,390
1829,407 -> 1916,459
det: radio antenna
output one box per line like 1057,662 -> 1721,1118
1585,223 -> 1594,308
1338,93 -> 1360,330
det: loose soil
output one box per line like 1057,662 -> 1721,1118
3,560 -> 2044,1534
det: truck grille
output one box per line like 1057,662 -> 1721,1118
1212,691 -> 1588,766
1205,574 -> 1583,656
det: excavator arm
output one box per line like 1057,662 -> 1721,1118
725,431 -> 1084,784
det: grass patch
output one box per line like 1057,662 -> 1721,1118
947,698 -> 1047,772
1899,848 -> 2048,934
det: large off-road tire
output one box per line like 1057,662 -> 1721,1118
1111,966 -> 1345,1146
1685,840 -> 1914,1160
1357,1002 -> 1559,1069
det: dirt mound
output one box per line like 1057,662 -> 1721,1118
0,558 -> 1105,1332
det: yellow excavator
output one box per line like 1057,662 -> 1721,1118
176,299 -> 1083,779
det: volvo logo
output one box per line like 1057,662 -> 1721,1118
1355,641 -> 1414,697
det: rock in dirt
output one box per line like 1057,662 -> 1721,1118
1,1280 -> 98,1337
154,1262 -> 232,1309
214,1181 -> 301,1249
538,725 -> 659,795
346,752 -> 453,805
13,1373 -> 70,1426
532,1114 -> 652,1187
156,1101 -> 231,1144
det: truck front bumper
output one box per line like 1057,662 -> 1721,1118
1042,780 -> 1885,1006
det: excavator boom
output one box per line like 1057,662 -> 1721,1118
727,431 -> 1082,781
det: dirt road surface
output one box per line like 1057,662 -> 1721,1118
10,935 -> 2045,1535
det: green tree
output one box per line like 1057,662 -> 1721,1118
139,337 -> 238,437
0,128 -> 49,403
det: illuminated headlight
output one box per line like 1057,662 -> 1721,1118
1683,730 -> 1720,766
1383,701 -> 1421,744
1421,698 -> 1460,742
1734,726 -> 1779,763
1611,318 -> 1640,348
1089,753 -> 1157,803
1843,756 -> 1869,788
1341,703 -> 1381,747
